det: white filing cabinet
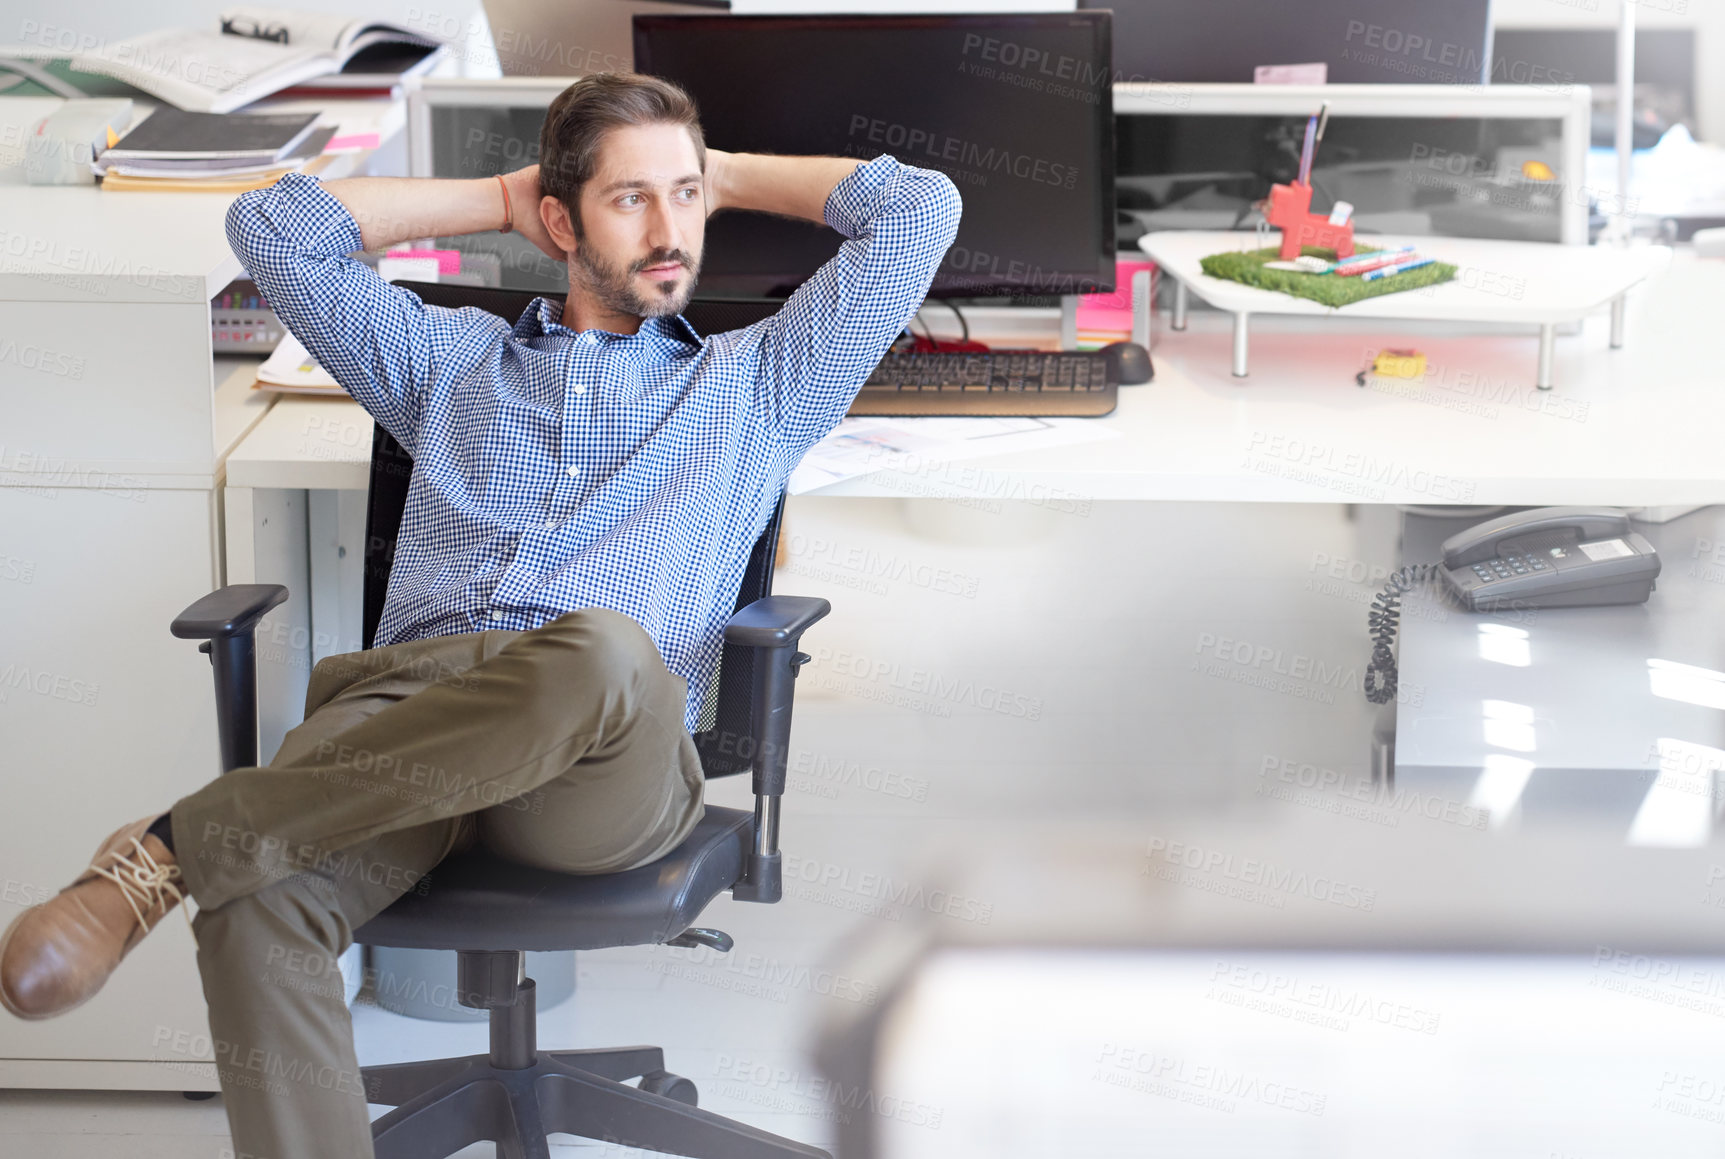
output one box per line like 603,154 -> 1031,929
0,97 -> 395,1090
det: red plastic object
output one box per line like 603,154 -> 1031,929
906,336 -> 992,353
1265,181 -> 1355,262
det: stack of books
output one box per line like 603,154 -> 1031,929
94,108 -> 335,192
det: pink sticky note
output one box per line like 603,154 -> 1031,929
1076,259 -> 1156,332
328,132 -> 382,151
386,248 -> 462,276
1254,62 -> 1329,84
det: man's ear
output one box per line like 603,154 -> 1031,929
541,195 -> 577,257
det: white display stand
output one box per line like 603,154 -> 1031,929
1137,231 -> 1672,388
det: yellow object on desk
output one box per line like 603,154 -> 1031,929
1373,348 -> 1426,379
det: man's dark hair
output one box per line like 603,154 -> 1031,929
538,72 -> 706,240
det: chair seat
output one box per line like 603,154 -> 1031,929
355,807 -> 753,952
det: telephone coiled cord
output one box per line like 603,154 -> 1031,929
1364,564 -> 1437,705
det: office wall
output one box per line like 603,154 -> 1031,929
1491,0 -> 1715,141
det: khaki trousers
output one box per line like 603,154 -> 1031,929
166,607 -> 706,1159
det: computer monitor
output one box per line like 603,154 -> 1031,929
1493,28 -> 1698,146
479,0 -> 727,77
1112,85 -> 1592,247
1080,0 -> 1492,85
633,12 -> 1116,298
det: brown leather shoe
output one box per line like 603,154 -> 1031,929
0,815 -> 191,1021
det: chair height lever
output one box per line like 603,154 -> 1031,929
666,927 -> 734,953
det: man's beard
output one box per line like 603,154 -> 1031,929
570,243 -> 701,320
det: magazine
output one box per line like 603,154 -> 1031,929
60,8 -> 441,114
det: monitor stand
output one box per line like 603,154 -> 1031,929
1060,295 -> 1079,351
1060,271 -> 1156,351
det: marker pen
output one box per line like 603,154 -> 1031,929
1360,257 -> 1437,282
1332,246 -> 1416,276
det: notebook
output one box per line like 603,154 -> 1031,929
100,109 -> 321,164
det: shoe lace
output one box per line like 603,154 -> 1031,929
87,838 -> 192,938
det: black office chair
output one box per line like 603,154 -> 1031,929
169,284 -> 833,1159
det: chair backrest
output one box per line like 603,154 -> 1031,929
362,282 -> 786,779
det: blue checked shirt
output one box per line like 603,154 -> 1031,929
226,156 -> 961,732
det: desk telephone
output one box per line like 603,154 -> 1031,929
1363,507 -> 1662,704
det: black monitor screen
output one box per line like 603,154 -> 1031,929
1081,0 -> 1492,85
634,13 -> 1115,298
1493,28 -> 1697,143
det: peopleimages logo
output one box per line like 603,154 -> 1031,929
1341,20 -> 1483,75
1093,1043 -> 1328,1116
1207,959 -> 1442,1034
809,645 -> 1044,720
1243,432 -> 1478,503
713,1055 -> 945,1130
1142,837 -> 1378,911
960,31 -> 1113,87
783,854 -> 994,924
846,115 -> 1078,190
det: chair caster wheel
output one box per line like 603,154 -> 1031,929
640,1070 -> 698,1106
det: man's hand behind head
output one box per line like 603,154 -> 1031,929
702,148 -> 732,218
501,166 -> 567,265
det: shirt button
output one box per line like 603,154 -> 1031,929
543,518 -> 557,530
566,464 -> 580,477
573,384 -> 587,395
488,609 -> 503,621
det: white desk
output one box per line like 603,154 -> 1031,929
1139,230 -> 1673,387
1394,507 -> 1725,844
808,249 -> 1725,508
226,248 -> 1725,512
220,246 -> 1725,767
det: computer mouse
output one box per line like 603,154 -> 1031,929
1101,341 -> 1154,385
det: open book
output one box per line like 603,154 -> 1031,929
62,8 -> 442,114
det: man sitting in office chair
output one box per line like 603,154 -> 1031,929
0,72 -> 960,1157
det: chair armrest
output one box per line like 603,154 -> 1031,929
722,595 -> 830,904
171,584 -> 288,640
171,584 -> 288,774
723,594 -> 830,648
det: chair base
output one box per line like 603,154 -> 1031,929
361,968 -> 831,1159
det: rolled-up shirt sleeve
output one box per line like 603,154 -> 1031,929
750,155 -> 962,462
224,172 -> 482,455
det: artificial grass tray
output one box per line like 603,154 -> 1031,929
1199,245 -> 1457,308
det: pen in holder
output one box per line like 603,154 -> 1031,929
1265,104 -> 1353,261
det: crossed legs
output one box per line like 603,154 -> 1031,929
2,608 -> 705,1159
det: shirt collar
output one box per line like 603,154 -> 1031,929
513,296 -> 703,349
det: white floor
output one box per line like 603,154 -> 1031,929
0,497 -> 1401,1156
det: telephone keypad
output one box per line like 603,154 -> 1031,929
1470,553 -> 1550,583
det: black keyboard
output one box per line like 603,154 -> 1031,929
848,350 -> 1118,417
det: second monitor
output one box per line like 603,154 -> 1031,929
1081,0 -> 1493,85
